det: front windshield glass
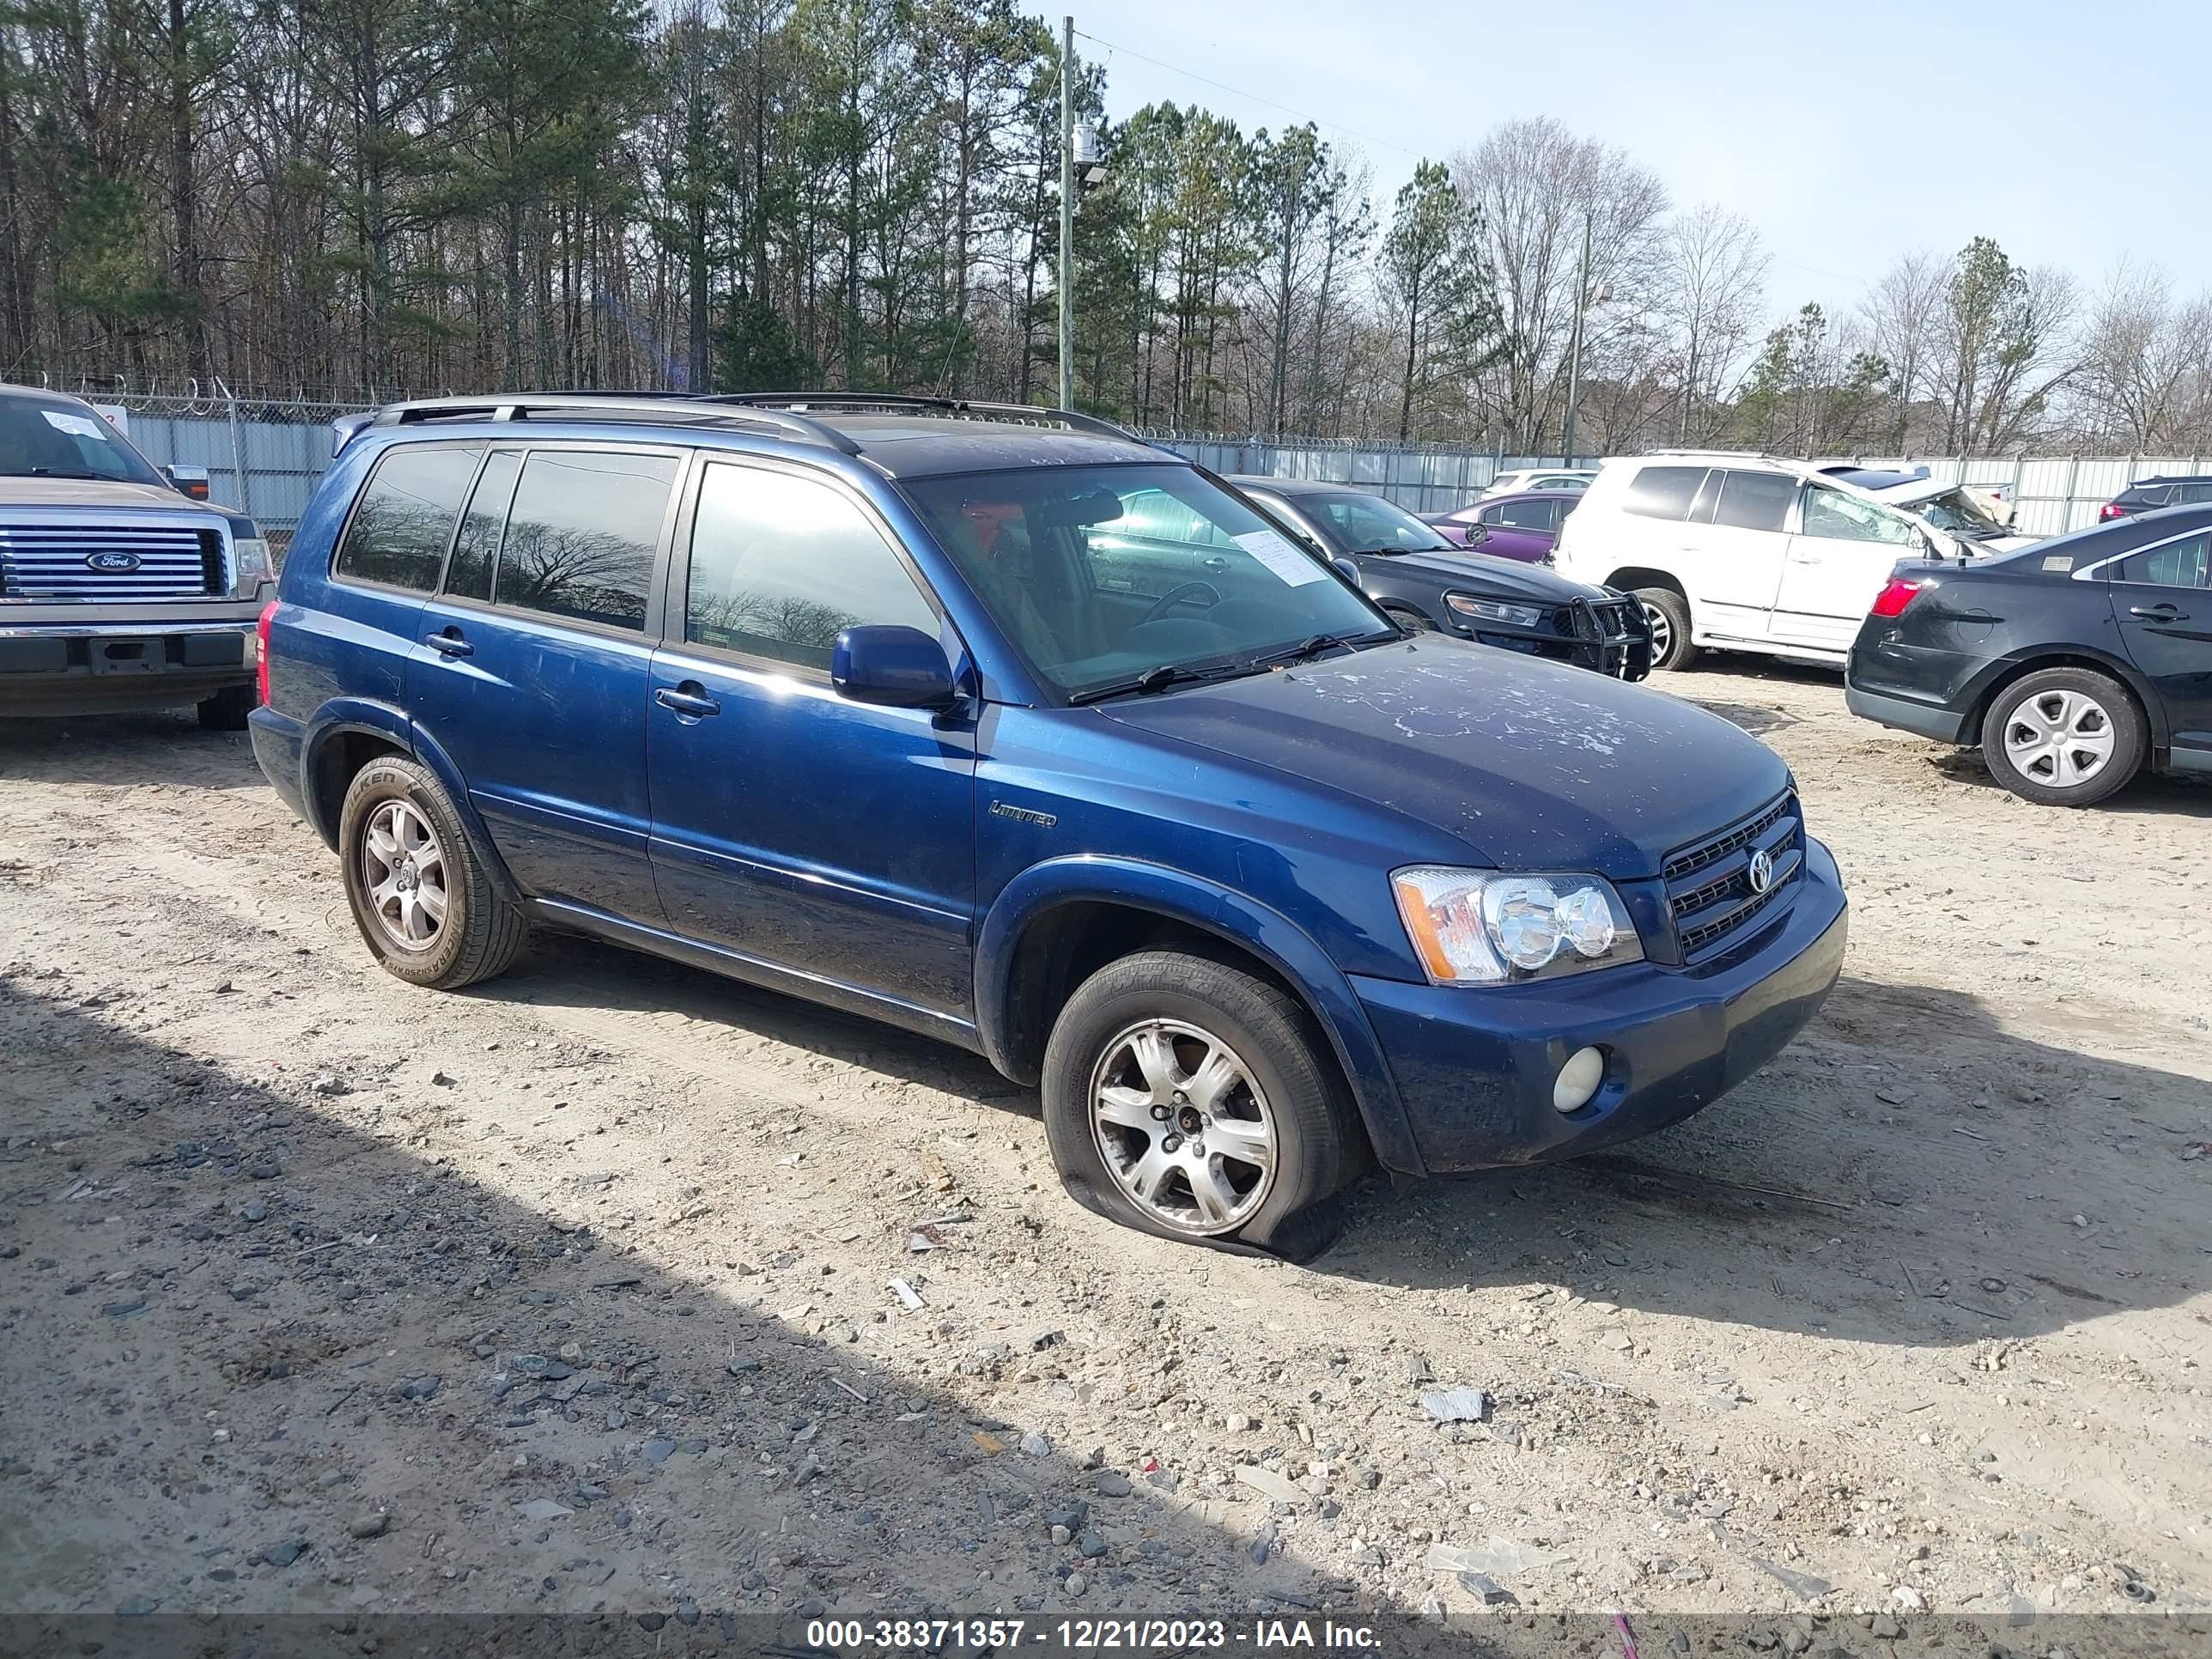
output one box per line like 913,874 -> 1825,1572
902,464 -> 1392,701
1291,489 -> 1451,554
1912,489 -> 2008,538
0,392 -> 166,485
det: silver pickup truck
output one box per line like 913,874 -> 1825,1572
1,383 -> 274,726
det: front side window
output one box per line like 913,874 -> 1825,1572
1623,465 -> 1707,521
1711,470 -> 1797,532
0,392 -> 167,485
1801,488 -> 1917,545
2114,532 -> 2211,589
335,443 -> 484,592
903,463 -> 1389,701
1301,490 -> 1449,553
495,449 -> 676,629
686,464 -> 937,669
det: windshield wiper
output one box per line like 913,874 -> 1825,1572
22,468 -> 109,481
1068,659 -> 1261,705
1255,629 -> 1391,669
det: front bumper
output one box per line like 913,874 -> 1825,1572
1352,837 -> 1848,1172
0,620 -> 255,716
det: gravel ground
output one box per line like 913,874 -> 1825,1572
1,660 -> 2208,1654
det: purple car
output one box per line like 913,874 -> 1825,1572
1423,490 -> 1582,563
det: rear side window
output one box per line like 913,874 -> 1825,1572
495,449 -> 678,630
685,464 -> 936,671
1493,499 -> 1556,530
1623,466 -> 1706,521
335,444 -> 483,591
1711,470 -> 1798,532
2174,483 -> 2212,504
445,450 -> 520,603
2114,531 -> 2210,588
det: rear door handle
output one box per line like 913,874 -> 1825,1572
2130,604 -> 2187,621
428,629 -> 472,658
654,684 -> 720,719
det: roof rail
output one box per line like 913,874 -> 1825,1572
366,393 -> 864,455
708,392 -> 1154,447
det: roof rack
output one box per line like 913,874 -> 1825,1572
367,393 -> 864,455
708,392 -> 1152,447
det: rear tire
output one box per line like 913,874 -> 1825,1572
196,684 -> 257,731
1980,666 -> 2145,807
337,756 -> 528,988
1636,588 -> 1698,671
1041,950 -> 1364,1260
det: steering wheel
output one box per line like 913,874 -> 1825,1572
1141,580 -> 1223,624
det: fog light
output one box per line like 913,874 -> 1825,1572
1553,1046 -> 1606,1113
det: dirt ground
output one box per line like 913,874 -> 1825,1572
1,660 -> 2208,1655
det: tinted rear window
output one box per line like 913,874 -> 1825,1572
335,444 -> 484,591
1711,471 -> 1798,532
1623,466 -> 1706,521
495,450 -> 678,630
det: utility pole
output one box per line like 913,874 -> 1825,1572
1561,208 -> 1592,465
1057,15 -> 1076,410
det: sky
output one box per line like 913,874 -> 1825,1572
1071,0 -> 2212,315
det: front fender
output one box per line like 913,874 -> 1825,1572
975,856 -> 1428,1177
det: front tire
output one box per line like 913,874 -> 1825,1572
1041,950 -> 1364,1259
337,756 -> 528,988
1980,667 -> 2145,807
196,684 -> 257,731
1635,588 -> 1698,671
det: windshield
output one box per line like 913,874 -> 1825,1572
1280,489 -> 1452,555
1911,488 -> 2009,538
902,464 -> 1392,701
0,392 -> 166,485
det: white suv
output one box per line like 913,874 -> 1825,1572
1552,451 -> 1968,671
1482,467 -> 1596,499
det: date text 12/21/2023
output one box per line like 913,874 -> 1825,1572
804,1618 -> 1384,1650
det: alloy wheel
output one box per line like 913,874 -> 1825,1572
1089,1018 -> 1276,1235
1641,601 -> 1674,664
361,799 -> 449,951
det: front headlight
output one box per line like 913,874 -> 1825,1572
229,537 -> 274,599
1446,592 -> 1544,629
1391,866 -> 1644,985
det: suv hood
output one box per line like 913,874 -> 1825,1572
1370,549 -> 1614,604
1098,636 -> 1789,878
0,477 -> 210,513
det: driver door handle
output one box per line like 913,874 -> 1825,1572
2130,604 -> 2187,621
654,683 -> 720,719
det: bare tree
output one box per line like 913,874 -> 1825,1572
1449,116 -> 1668,453
2068,261 -> 2212,450
1856,252 -> 1945,450
1658,203 -> 1768,444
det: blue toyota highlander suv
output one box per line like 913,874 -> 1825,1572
252,393 -> 1847,1255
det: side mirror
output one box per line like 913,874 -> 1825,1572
1328,556 -> 1362,587
831,624 -> 957,709
165,464 -> 211,501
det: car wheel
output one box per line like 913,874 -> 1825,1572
196,684 -> 257,731
1041,950 -> 1364,1261
1980,667 -> 2145,807
337,755 -> 528,988
1635,588 -> 1698,671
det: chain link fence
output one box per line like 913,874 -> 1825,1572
41,379 -> 2208,538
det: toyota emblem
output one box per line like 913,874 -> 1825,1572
1747,848 -> 1774,894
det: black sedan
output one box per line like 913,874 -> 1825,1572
1845,505 -> 2212,805
1227,476 -> 1652,681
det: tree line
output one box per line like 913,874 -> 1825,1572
3,0 -> 2208,454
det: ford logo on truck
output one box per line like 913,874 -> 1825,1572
86,551 -> 143,573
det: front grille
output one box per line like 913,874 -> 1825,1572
1665,793 -> 1803,959
0,522 -> 224,600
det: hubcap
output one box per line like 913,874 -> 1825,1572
1089,1019 -> 1275,1236
1641,601 -> 1674,664
2002,689 -> 2116,788
361,799 -> 449,951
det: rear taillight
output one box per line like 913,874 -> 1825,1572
1869,577 -> 1926,619
2100,502 -> 2125,520
256,599 -> 276,704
